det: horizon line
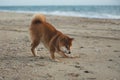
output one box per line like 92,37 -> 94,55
0,4 -> 120,6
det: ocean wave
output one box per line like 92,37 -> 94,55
41,11 -> 120,19
0,10 -> 120,19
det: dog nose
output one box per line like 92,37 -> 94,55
68,51 -> 71,54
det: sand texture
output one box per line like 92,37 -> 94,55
0,12 -> 120,80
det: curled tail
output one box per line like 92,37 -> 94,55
31,14 -> 46,24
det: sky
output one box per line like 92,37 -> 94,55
0,0 -> 120,6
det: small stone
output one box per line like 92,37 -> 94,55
30,59 -> 34,61
108,59 -> 113,61
107,45 -> 111,47
114,50 -> 120,52
86,36 -> 90,38
67,73 -> 79,77
47,73 -> 52,78
84,70 -> 90,73
80,46 -> 84,48
75,65 -> 81,68
39,56 -> 44,59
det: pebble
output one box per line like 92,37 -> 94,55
75,65 -> 81,68
80,46 -> 84,49
39,56 -> 44,59
107,45 -> 111,47
114,50 -> 120,52
108,59 -> 113,61
46,73 -> 52,78
67,73 -> 79,77
84,70 -> 90,73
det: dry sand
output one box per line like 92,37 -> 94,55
0,12 -> 120,80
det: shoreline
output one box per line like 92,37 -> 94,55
0,11 -> 120,20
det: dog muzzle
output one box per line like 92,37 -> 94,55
60,47 -> 71,54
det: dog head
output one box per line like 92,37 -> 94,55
59,36 -> 74,54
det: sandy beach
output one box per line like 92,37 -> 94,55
0,12 -> 120,80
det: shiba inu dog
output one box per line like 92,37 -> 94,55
29,14 -> 74,61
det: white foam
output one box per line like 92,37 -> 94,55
0,10 -> 120,19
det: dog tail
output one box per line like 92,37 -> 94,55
32,14 -> 46,24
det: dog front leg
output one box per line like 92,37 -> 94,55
50,48 -> 60,62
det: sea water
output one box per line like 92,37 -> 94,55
0,6 -> 120,19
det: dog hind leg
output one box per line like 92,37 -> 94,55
31,39 -> 40,57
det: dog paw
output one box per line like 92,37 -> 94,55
51,59 -> 61,62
